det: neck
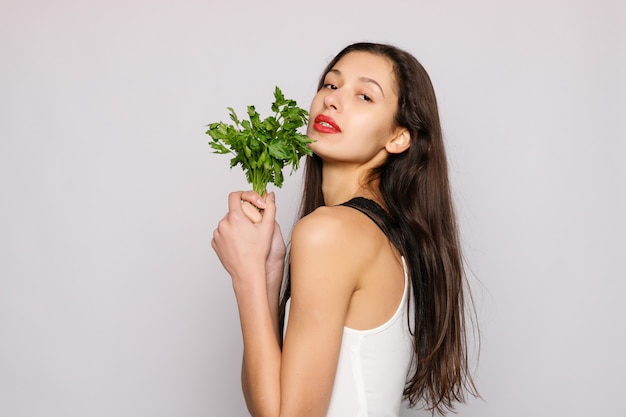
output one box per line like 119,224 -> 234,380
321,162 -> 380,206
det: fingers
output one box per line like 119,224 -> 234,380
261,192 -> 277,227
227,191 -> 244,211
242,201 -> 262,223
240,191 -> 266,210
225,190 -> 275,227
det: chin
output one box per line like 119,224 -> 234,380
308,141 -> 321,154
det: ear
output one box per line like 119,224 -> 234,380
385,128 -> 411,154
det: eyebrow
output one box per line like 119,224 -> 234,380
328,69 -> 386,98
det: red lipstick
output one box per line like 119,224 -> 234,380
313,114 -> 342,133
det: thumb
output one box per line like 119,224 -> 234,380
261,191 -> 277,227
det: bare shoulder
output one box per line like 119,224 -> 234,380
291,205 -> 386,263
294,205 -> 360,240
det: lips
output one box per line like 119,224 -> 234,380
313,114 -> 342,133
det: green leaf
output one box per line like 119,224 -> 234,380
209,142 -> 230,154
247,105 -> 261,126
268,142 -> 288,159
227,107 -> 239,125
274,86 -> 285,104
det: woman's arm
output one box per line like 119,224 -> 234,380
212,196 -> 358,417
277,209 -> 359,414
239,197 -> 285,413
213,192 -> 281,415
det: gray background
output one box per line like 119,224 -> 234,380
1,1 -> 624,416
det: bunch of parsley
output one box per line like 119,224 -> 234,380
206,87 -> 314,196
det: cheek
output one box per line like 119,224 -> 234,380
373,110 -> 398,139
306,96 -> 320,131
353,119 -> 397,157
353,112 -> 392,141
309,91 -> 325,111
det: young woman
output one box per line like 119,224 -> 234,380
212,42 -> 478,417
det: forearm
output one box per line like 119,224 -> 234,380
266,263 -> 283,341
241,353 -> 257,415
235,277 -> 282,417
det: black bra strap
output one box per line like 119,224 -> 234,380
339,197 -> 402,253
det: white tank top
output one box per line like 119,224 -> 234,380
283,257 -> 414,417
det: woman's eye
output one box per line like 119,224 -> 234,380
323,83 -> 337,90
358,93 -> 372,102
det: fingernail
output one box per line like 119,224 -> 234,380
269,192 -> 275,202
257,197 -> 266,208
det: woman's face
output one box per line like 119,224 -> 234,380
307,51 -> 401,166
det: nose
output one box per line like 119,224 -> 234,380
323,88 -> 340,111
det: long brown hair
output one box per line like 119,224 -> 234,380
280,42 -> 478,415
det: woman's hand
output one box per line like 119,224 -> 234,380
212,190 -> 285,297
212,191 -> 276,287
238,191 -> 286,285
